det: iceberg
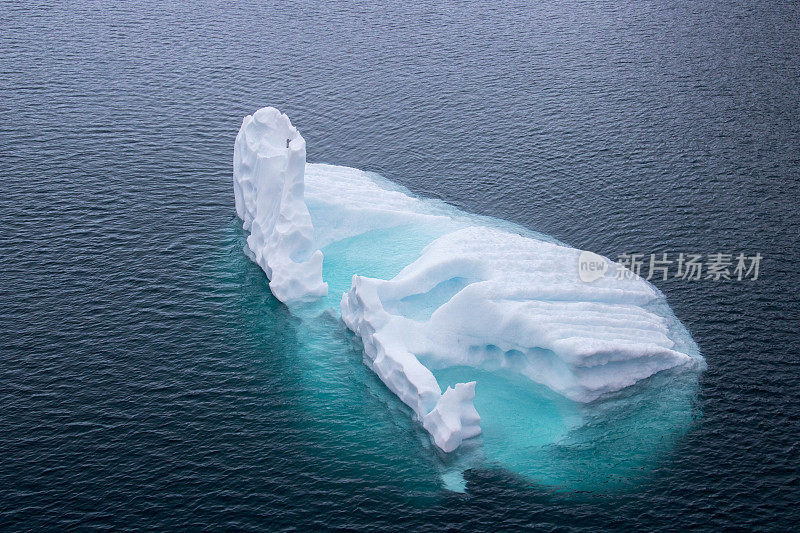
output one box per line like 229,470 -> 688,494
233,107 -> 705,461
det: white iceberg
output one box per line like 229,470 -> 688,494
233,107 -> 705,456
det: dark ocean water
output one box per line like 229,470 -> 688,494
1,0 -> 799,530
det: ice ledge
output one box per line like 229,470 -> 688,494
340,274 -> 481,452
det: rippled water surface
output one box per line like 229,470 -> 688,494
1,0 -> 798,530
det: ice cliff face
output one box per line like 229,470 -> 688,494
233,108 -> 327,302
233,107 -> 704,454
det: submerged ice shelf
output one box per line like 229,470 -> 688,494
233,107 -> 705,459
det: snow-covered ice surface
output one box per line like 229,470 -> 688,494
234,108 -> 705,489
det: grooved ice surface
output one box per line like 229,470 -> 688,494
341,226 -> 700,405
233,107 -> 704,454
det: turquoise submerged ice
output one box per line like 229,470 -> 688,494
234,107 -> 705,487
